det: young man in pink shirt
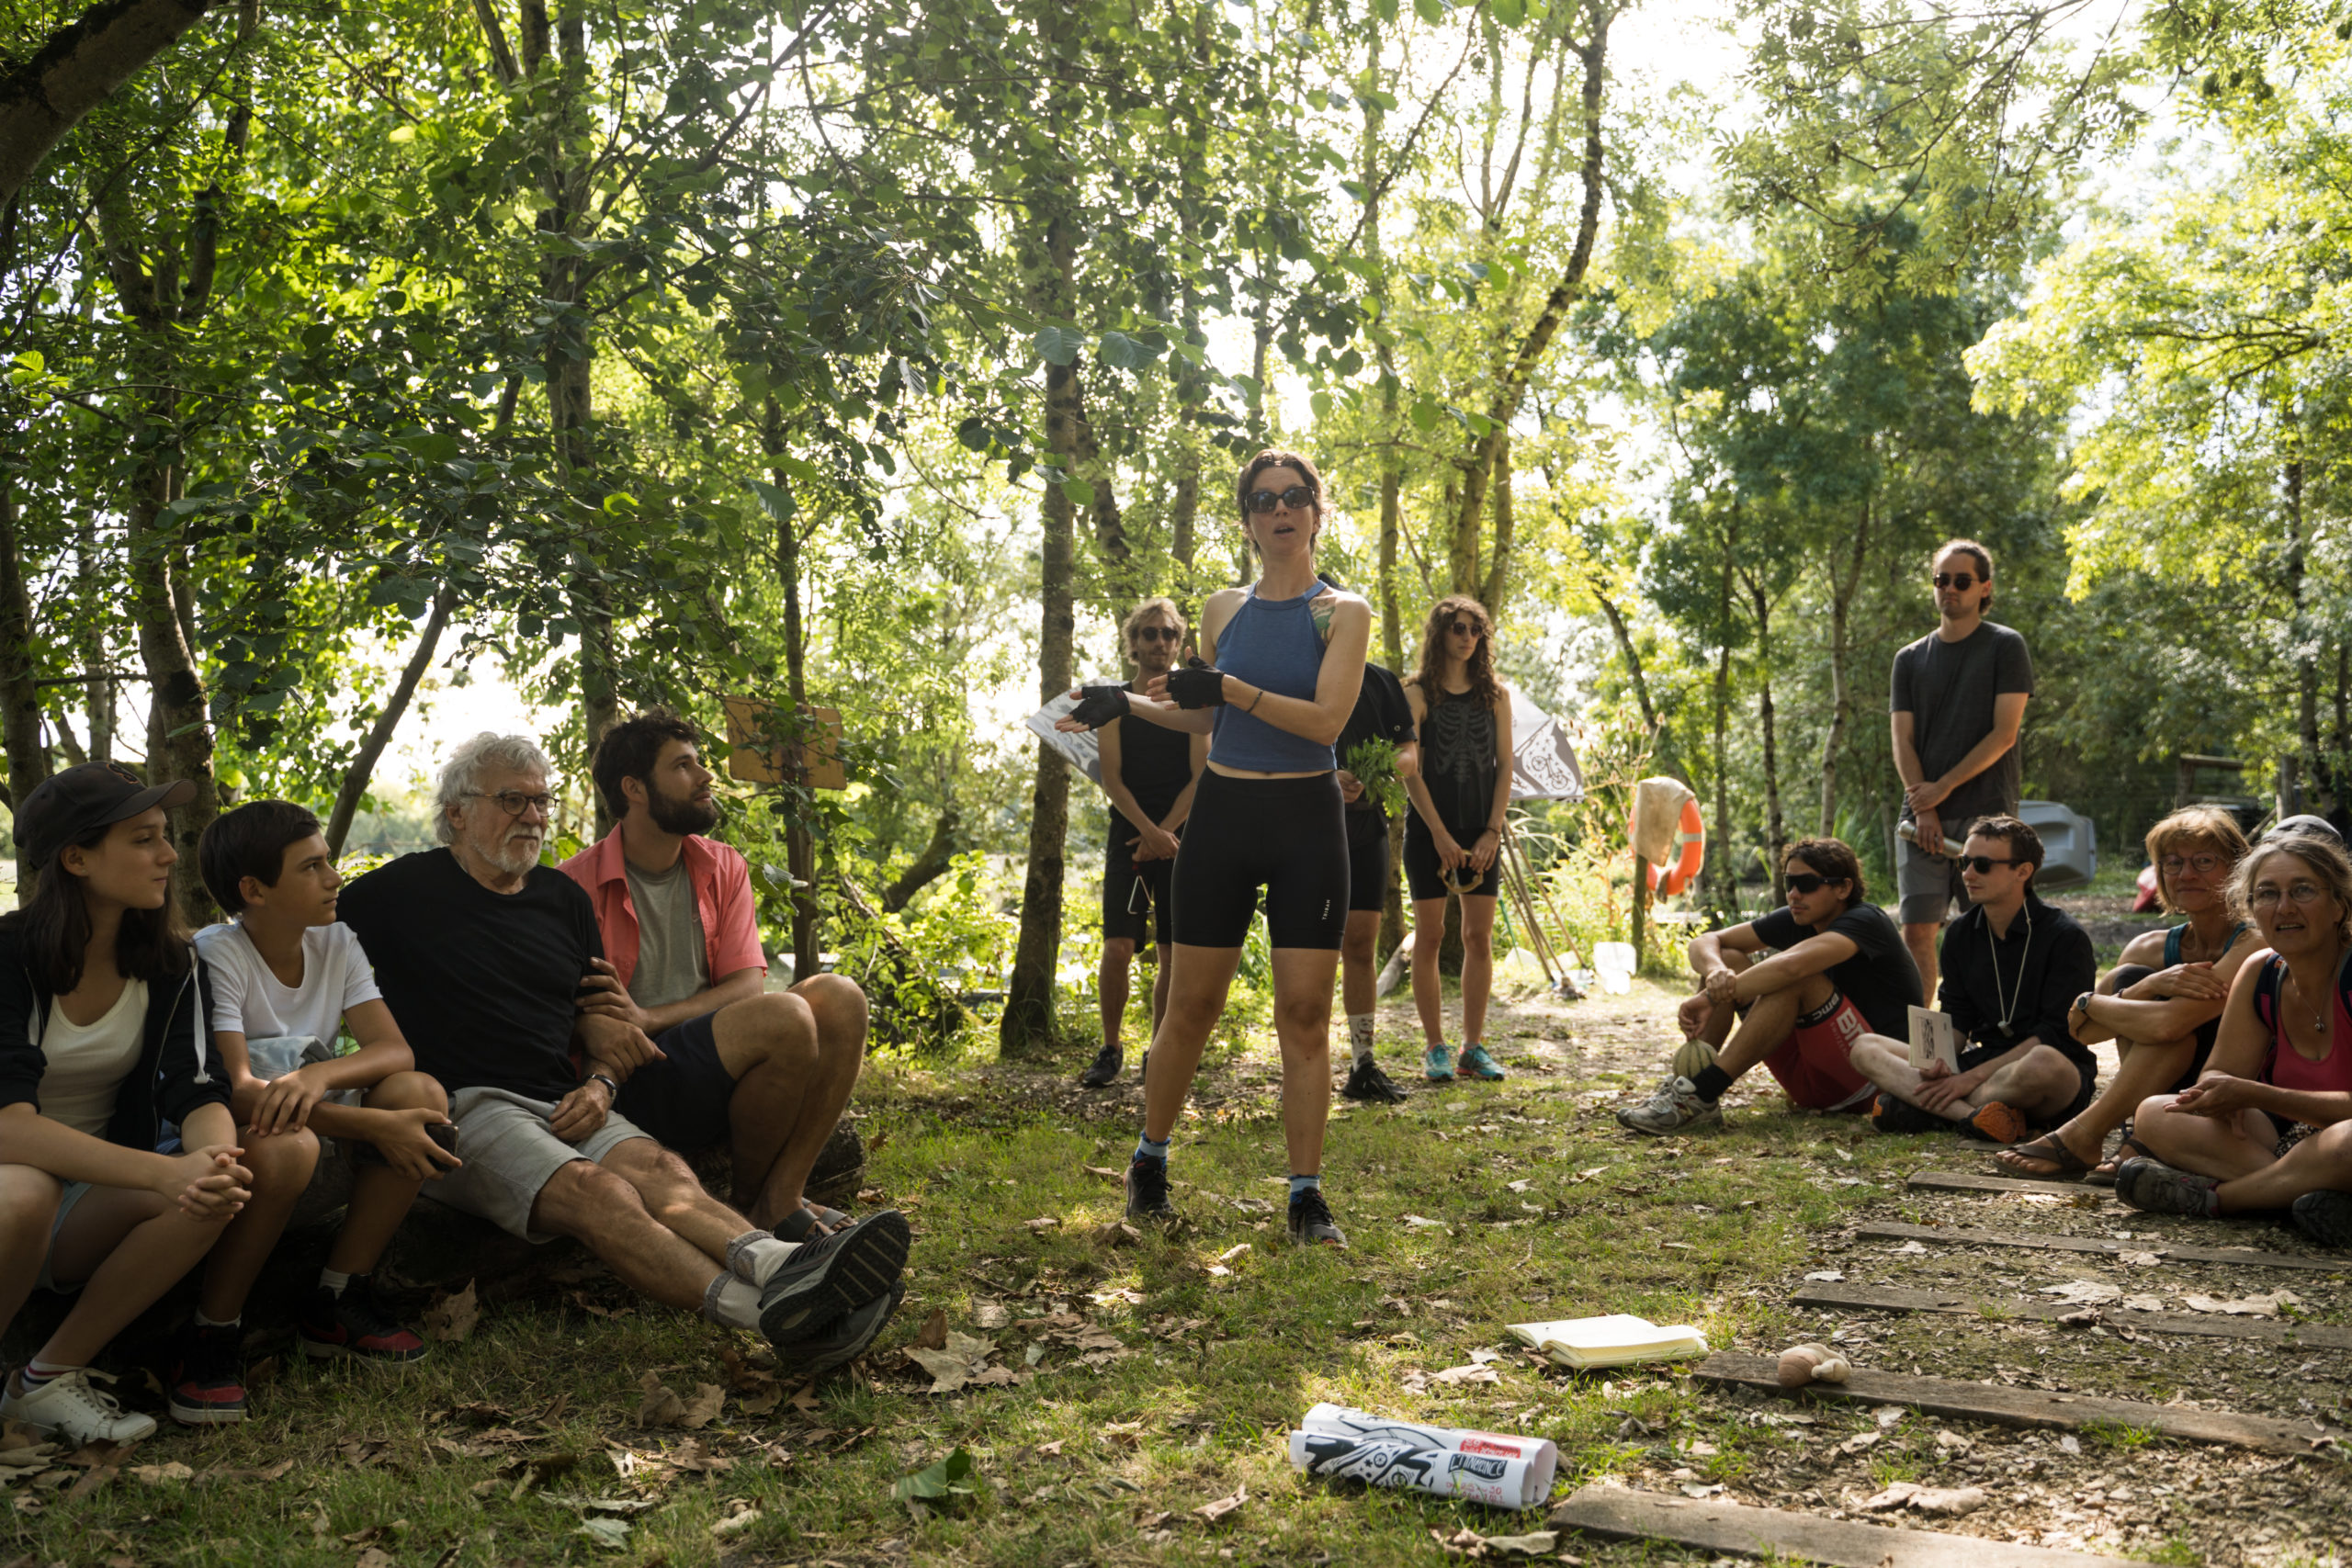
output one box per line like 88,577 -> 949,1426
559,711 -> 869,1244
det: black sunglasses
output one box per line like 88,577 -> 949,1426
1962,854 -> 2017,874
1784,872 -> 1846,895
1933,570 -> 1984,591
1448,620 -> 1484,637
1132,626 -> 1181,641
1247,485 -> 1316,513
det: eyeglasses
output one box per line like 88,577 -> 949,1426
1784,872 -> 1846,895
1933,571 -> 1984,591
1247,485 -> 1316,513
2251,882 -> 2330,908
468,789 -> 554,818
2161,852 -> 2226,875
1132,626 -> 1181,642
1962,855 -> 2017,874
1448,621 -> 1484,637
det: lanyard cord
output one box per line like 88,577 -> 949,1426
1991,902 -> 2032,1033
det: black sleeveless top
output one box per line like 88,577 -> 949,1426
1114,705 -> 1194,829
1418,686 -> 1498,832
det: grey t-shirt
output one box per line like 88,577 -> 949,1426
1889,621 -> 2034,828
626,857 -> 709,1011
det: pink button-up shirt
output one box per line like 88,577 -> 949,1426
557,830 -> 768,993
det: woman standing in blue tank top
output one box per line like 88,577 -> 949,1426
1057,449 -> 1369,1247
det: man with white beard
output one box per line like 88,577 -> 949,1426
339,734 -> 909,1378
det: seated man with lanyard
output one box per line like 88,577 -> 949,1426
1621,838 -> 1919,1135
1849,815 -> 2098,1143
1996,806 -> 2258,1182
341,732 -> 909,1381
560,711 -> 874,1245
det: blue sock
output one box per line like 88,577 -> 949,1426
1134,1134 -> 1170,1164
1289,1174 -> 1321,1201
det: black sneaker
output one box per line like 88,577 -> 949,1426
167,1322 -> 247,1426
1125,1155 -> 1177,1224
299,1277 -> 428,1364
2291,1190 -> 2352,1251
758,1209 -> 911,1347
1287,1187 -> 1347,1247
1340,1059 -> 1408,1104
1078,1043 -> 1123,1089
780,1281 -> 906,1383
1869,1090 -> 1946,1135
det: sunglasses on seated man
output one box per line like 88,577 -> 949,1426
1783,872 -> 1848,896
1247,484 -> 1317,513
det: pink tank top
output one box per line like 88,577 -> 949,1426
2250,951 -> 2352,1096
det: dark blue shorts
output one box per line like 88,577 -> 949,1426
612,1011 -> 736,1155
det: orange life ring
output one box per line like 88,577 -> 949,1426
1646,798 -> 1705,897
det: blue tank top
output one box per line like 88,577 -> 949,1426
1210,581 -> 1337,773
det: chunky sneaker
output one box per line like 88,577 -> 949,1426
1459,1045 -> 1506,1081
1286,1187 -> 1347,1247
1423,1043 -> 1454,1083
168,1322 -> 247,1425
1616,1076 -> 1724,1136
300,1277 -> 428,1364
1670,1037 -> 1718,1081
780,1281 -> 907,1383
1078,1043 -> 1123,1089
1869,1090 -> 1946,1135
1340,1059 -> 1408,1104
1967,1100 -> 2030,1146
1125,1154 -> 1177,1224
1,1367 -> 157,1444
757,1209 -> 911,1347
2290,1190 -> 2352,1251
2115,1156 -> 2222,1218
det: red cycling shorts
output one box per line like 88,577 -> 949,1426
1760,991 -> 1876,1111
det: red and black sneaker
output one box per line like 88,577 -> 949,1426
300,1278 -> 428,1365
167,1323 -> 247,1425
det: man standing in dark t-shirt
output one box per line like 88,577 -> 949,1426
1891,538 -> 2033,1003
339,733 -> 910,1379
1079,599 -> 1207,1089
1333,656 -> 1419,1103
1621,838 -> 1922,1135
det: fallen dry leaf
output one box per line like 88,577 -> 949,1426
2182,1289 -> 2302,1316
422,1280 -> 481,1344
636,1372 -> 686,1428
1216,1243 -> 1251,1264
1428,1363 -> 1501,1387
913,1308 -> 950,1352
677,1383 -> 725,1429
1194,1483 -> 1246,1524
1023,1217 -> 1060,1233
2038,1280 -> 2122,1304
974,1301 -> 1010,1329
128,1461 -> 194,1484
1083,1164 -> 1124,1181
1838,1431 -> 1882,1454
1860,1482 -> 1988,1517
356,1551 -> 398,1568
2118,1248 -> 2164,1266
908,1330 -> 1008,1394
710,1508 -> 763,1540
1091,1221 -> 1142,1247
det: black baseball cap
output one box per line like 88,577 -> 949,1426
13,761 -> 195,870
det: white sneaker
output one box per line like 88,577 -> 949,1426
1616,1075 -> 1725,1136
1,1366 -> 159,1444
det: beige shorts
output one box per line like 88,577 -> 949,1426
430,1087 -> 652,1242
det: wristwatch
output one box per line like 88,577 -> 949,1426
2071,990 -> 2097,1021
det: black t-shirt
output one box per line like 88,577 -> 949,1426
1889,622 -> 2034,828
338,848 -> 602,1101
1108,699 -> 1196,831
1338,664 -> 1418,844
1937,890 -> 2096,1071
1749,901 -> 1923,1039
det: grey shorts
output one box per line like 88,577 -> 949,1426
1897,839 -> 1969,926
33,1179 -> 98,1294
431,1086 -> 652,1243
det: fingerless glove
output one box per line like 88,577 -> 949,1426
1165,658 -> 1228,709
1069,684 -> 1132,729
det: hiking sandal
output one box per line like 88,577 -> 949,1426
1992,1133 -> 2094,1180
2086,1132 -> 2154,1189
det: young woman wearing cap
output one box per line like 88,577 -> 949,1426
1058,449 -> 1370,1247
0,763 -> 310,1442
1401,595 -> 1514,1084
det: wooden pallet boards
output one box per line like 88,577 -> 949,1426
1547,1483 -> 2148,1567
1856,1220 -> 2349,1273
1908,1170 -> 2109,1200
1791,1280 -> 2352,1348
1691,1352 -> 2346,1457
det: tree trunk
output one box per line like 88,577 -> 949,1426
1747,574 -> 1785,905
765,402 -> 821,983
883,806 -> 961,913
324,588 -> 452,856
1816,485 -> 1872,836
2287,454 -> 2319,802
0,470 -> 51,894
130,479 -> 219,926
0,0 -> 220,206
1593,586 -> 1656,737
1479,427 -> 1515,613
77,513 -> 111,762
1707,514 -> 1737,913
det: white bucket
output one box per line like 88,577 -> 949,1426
1593,942 -> 1635,995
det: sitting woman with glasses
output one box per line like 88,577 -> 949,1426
1400,595 -> 1513,1084
1996,807 -> 2259,1182
1056,449 -> 1369,1247
2114,834 -> 2352,1249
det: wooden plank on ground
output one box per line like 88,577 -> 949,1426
1908,1170 -> 2108,1200
1690,1352 -> 2346,1457
1857,1219 -> 2348,1273
1791,1281 -> 2352,1348
1547,1484 -> 2145,1567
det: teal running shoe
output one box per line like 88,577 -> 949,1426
1460,1044 -> 1506,1081
1423,1043 -> 1454,1082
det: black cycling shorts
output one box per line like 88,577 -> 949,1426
1170,770 -> 1349,950
1102,822 -> 1176,947
1346,809 -> 1390,913
1402,814 -> 1503,902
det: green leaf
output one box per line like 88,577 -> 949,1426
892,1449 -> 974,1504
1097,331 -> 1158,370
1413,0 -> 1443,23
1059,476 -> 1097,508
1035,324 -> 1085,367
1373,0 -> 1398,18
1409,396 -> 1440,433
1492,0 -> 1525,23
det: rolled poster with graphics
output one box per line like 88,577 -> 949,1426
1285,1430 -> 1551,1510
1300,1403 -> 1558,1476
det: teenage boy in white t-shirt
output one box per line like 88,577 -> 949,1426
185,802 -> 458,1416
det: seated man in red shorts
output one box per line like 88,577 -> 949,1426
1621,838 -> 1921,1135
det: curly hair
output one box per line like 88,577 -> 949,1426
1120,596 -> 1186,645
434,732 -> 553,845
1411,594 -> 1503,714
1783,836 -> 1867,909
2230,836 -> 2352,947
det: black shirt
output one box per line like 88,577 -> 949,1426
338,848 -> 602,1101
1749,901 -> 1923,1039
1108,697 -> 1197,830
1889,622 -> 2034,828
1337,665 -> 1418,842
1936,888 -> 2096,1072
1416,685 -> 1500,833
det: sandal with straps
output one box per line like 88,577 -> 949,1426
1993,1133 -> 2094,1180
2087,1131 -> 2154,1189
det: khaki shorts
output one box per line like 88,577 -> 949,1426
1897,839 -> 1969,926
431,1087 -> 652,1242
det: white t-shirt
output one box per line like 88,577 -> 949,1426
36,978 -> 149,1137
194,921 -> 382,1050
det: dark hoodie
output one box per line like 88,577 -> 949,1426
0,925 -> 229,1151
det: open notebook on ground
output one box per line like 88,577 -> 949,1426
1507,1314 -> 1710,1370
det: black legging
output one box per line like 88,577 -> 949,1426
1170,771 -> 1348,950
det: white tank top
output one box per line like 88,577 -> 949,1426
35,978 -> 148,1137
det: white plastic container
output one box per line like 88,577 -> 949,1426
1593,941 -> 1636,995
